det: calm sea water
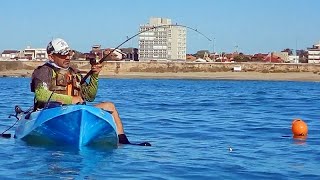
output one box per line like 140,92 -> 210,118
0,77 -> 320,179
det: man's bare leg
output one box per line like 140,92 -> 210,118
95,102 -> 130,144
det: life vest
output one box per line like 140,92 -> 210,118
51,68 -> 81,96
31,63 -> 81,96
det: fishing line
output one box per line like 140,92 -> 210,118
78,24 -> 210,146
80,24 -> 212,84
0,118 -> 20,138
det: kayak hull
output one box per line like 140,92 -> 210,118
15,105 -> 118,147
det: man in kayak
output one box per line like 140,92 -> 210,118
30,38 -> 131,144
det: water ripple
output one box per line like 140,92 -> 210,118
0,78 -> 320,179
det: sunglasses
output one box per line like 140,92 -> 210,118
53,50 -> 74,58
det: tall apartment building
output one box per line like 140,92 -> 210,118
138,17 -> 186,61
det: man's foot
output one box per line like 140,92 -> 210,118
137,142 -> 151,146
118,134 -> 131,144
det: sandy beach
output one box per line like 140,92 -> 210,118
105,71 -> 320,81
1,70 -> 320,82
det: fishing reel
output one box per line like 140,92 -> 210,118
8,105 -> 33,120
8,105 -> 24,120
86,53 -> 99,65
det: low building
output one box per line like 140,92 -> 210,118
186,54 -> 196,62
1,50 -> 19,59
251,53 -> 268,62
288,55 -> 299,63
23,47 -> 47,60
121,48 -> 139,61
307,43 -> 320,63
89,45 -> 126,61
90,45 -> 103,59
263,53 -> 283,63
273,52 -> 289,62
111,48 -> 125,60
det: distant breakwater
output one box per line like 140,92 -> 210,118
1,61 -> 320,75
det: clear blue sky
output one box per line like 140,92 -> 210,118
1,0 -> 319,54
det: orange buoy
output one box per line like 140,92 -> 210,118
291,119 -> 308,137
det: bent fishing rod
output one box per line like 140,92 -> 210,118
80,24 -> 212,84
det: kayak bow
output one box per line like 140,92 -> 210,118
14,105 -> 118,147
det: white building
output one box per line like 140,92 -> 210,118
307,43 -> 320,63
1,50 -> 19,59
288,55 -> 299,63
138,17 -> 186,61
23,46 -> 47,60
109,48 -> 126,60
274,52 -> 289,62
1,47 -> 47,61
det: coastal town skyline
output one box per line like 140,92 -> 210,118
1,0 -> 319,54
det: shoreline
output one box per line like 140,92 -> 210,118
102,72 -> 320,82
1,70 -> 320,82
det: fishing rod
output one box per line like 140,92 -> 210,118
80,24 -> 212,84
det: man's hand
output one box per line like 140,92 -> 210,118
91,64 -> 102,75
72,96 -> 84,104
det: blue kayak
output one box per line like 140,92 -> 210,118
14,105 -> 118,147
